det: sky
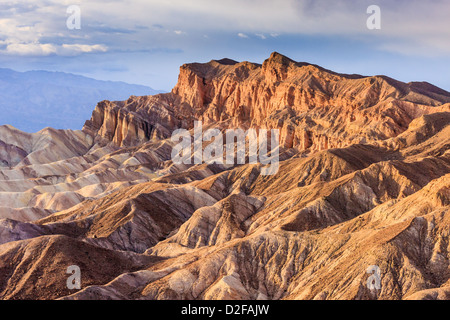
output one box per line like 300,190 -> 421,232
1,0 -> 450,92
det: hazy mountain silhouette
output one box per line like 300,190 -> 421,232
0,68 -> 163,133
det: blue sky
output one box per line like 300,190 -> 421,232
1,0 -> 450,92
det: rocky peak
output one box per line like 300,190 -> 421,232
261,51 -> 299,82
213,58 -> 239,66
263,51 -> 296,67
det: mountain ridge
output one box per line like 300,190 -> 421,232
83,52 -> 450,151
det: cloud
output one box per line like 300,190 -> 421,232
1,0 -> 449,59
85,24 -> 137,34
2,42 -> 107,56
60,44 -> 107,55
5,42 -> 57,56
0,1 -> 111,57
114,0 -> 449,56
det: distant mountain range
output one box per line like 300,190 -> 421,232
0,68 -> 163,133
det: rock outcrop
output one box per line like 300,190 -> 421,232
83,52 -> 450,154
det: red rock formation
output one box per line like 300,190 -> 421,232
84,52 -> 450,153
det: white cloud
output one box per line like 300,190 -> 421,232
0,1 -> 108,57
237,33 -> 248,38
2,42 -> 107,56
5,42 -> 57,56
60,44 -> 107,55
